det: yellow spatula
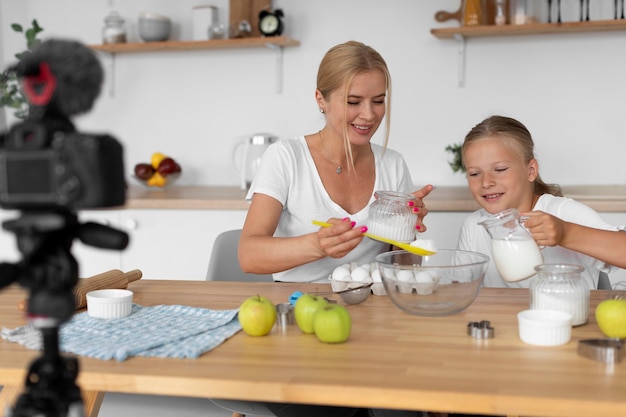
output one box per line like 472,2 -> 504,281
312,220 -> 436,256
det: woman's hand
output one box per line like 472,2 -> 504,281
316,217 -> 366,258
411,184 -> 434,233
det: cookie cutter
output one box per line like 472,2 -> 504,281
467,320 -> 495,339
578,339 -> 624,365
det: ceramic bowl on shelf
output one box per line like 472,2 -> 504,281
138,12 -> 172,42
375,249 -> 489,316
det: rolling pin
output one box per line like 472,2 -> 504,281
17,269 -> 143,312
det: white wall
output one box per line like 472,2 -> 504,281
1,0 -> 625,188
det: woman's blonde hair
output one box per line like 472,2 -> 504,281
462,115 -> 562,197
316,41 -> 392,169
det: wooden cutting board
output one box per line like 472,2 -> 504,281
17,269 -> 143,311
230,0 -> 272,37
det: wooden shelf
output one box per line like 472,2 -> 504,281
431,19 -> 626,39
89,36 -> 300,54
89,36 -> 300,94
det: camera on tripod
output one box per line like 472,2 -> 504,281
0,119 -> 125,210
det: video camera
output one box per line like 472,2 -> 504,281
0,120 -> 125,209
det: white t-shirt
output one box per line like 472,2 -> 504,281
458,193 -> 621,289
246,136 -> 414,283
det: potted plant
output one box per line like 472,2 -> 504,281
0,20 -> 44,121
445,142 -> 465,173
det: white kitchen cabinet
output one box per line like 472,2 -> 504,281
72,209 -> 248,280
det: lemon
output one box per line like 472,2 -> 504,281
151,152 -> 168,169
146,172 -> 167,187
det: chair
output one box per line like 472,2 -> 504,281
206,229 -> 276,417
206,229 -> 273,282
598,271 -> 612,290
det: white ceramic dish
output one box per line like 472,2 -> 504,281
87,289 -> 133,319
517,309 -> 572,346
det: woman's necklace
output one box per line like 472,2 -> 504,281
318,130 -> 358,175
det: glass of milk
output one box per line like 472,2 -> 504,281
478,208 -> 544,282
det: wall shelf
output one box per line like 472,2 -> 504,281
89,37 -> 301,94
431,19 -> 626,87
431,19 -> 626,39
88,36 -> 300,54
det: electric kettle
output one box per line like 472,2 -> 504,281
232,133 -> 277,190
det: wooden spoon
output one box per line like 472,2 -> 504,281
312,220 -> 436,256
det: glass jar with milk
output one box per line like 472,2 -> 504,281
478,208 -> 544,282
530,264 -> 590,326
368,191 -> 417,243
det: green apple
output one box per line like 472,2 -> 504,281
238,295 -> 276,336
313,304 -> 352,343
595,298 -> 626,339
294,293 -> 328,334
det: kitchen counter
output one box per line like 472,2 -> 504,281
124,184 -> 626,212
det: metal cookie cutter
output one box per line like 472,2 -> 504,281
467,320 -> 495,339
578,339 -> 624,365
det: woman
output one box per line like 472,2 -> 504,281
239,40 -> 432,282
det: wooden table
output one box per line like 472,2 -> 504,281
0,281 -> 624,417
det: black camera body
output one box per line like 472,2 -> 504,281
0,118 -> 126,210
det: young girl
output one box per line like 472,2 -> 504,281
458,115 -> 626,288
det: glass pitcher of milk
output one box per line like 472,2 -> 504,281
478,208 -> 544,282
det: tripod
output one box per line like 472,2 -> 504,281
1,209 -> 128,417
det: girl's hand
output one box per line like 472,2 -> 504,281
411,184 -> 434,233
521,210 -> 567,247
315,217 -> 366,258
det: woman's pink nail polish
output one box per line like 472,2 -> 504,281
360,226 -> 368,233
351,221 -> 356,228
415,225 -> 421,230
413,207 -> 420,213
342,217 -> 350,222
407,201 -> 415,207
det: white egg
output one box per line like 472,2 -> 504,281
371,267 -> 382,283
351,266 -> 371,282
415,271 -> 434,283
332,266 -> 351,281
396,270 -> 415,282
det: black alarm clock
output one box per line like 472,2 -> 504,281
258,9 -> 284,37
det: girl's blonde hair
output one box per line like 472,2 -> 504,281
462,115 -> 562,197
316,41 -> 392,169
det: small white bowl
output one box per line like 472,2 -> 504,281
87,289 -> 133,319
518,309 -> 572,346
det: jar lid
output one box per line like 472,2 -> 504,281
104,10 -> 125,24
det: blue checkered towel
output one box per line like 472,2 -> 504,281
1,304 -> 241,361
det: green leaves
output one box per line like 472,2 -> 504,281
445,143 -> 465,173
1,19 -> 44,119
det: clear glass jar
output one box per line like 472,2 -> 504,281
208,9 -> 226,40
367,191 -> 417,243
102,10 -> 127,44
530,264 -> 590,326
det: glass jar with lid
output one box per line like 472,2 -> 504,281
530,264 -> 590,326
102,10 -> 127,44
367,191 -> 417,244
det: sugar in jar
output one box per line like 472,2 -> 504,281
367,191 -> 417,243
102,10 -> 127,44
530,264 -> 590,326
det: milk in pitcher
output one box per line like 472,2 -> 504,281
492,238 -> 544,282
